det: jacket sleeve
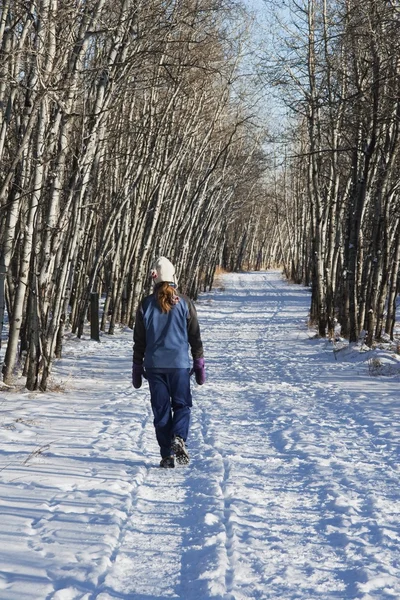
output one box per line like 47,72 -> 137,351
133,304 -> 146,364
186,299 -> 204,359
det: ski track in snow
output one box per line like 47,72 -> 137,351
0,270 -> 399,600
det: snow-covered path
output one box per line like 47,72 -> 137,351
1,271 -> 399,600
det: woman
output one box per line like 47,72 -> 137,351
132,257 -> 205,468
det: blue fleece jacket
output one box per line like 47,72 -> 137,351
133,289 -> 204,370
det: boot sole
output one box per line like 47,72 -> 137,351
171,438 -> 190,465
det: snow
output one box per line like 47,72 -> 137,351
1,270 -> 399,600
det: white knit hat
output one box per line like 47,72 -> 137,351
151,256 -> 178,286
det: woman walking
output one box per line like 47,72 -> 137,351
132,257 -> 205,468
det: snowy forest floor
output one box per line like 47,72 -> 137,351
1,271 -> 400,600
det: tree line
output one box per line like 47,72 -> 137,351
1,0 -> 399,392
0,0 -> 266,390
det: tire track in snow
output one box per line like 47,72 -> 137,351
177,399 -> 246,600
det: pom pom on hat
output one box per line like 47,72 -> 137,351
151,256 -> 178,286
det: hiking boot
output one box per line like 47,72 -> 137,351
171,435 -> 190,465
160,456 -> 175,468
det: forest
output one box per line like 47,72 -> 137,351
0,0 -> 399,390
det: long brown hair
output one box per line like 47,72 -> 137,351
156,282 -> 178,313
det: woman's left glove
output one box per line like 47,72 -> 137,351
190,358 -> 206,385
132,360 -> 145,389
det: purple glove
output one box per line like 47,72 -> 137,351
190,358 -> 205,385
132,360 -> 144,389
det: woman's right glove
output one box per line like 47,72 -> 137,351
132,360 -> 145,389
190,358 -> 205,385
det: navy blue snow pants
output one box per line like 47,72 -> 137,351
146,369 -> 192,458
